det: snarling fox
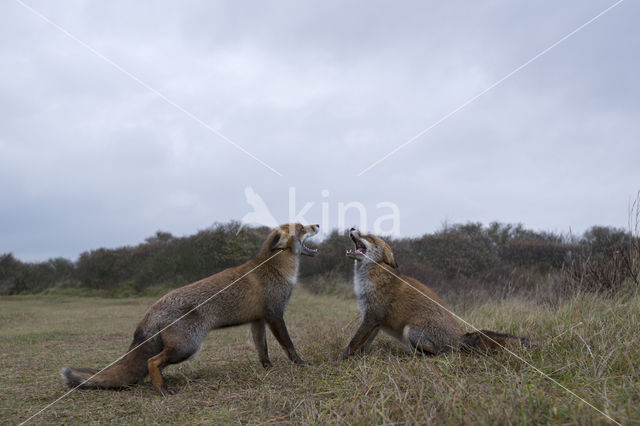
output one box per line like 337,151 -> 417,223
61,224 -> 319,395
340,228 -> 535,359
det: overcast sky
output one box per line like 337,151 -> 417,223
1,0 -> 639,261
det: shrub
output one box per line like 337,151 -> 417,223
4,220 -> 639,299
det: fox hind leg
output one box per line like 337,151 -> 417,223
147,349 -> 171,395
149,330 -> 203,395
402,325 -> 438,355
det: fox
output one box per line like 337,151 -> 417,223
61,223 -> 319,395
340,228 -> 535,359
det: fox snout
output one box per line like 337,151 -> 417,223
346,228 -> 367,260
300,224 -> 320,256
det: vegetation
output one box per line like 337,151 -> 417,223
1,220 -> 639,300
0,222 -> 269,296
1,287 -> 638,424
2,209 -> 639,423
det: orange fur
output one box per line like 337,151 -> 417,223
61,224 -> 319,395
342,229 -> 535,358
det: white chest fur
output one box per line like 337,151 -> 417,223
353,262 -> 372,315
288,261 -> 299,287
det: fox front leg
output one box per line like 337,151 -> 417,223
339,320 -> 380,360
251,319 -> 272,368
265,315 -> 310,365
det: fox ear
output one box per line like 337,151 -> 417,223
269,233 -> 281,250
383,246 -> 398,269
269,232 -> 288,250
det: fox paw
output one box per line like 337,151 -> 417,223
161,387 -> 179,396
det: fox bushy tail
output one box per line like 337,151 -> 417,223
461,330 -> 537,353
60,332 -> 161,390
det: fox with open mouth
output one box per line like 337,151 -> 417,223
341,228 -> 535,358
61,224 -> 319,395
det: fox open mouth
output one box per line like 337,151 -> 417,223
301,235 -> 318,256
346,234 -> 366,258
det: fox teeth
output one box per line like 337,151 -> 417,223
302,242 -> 317,252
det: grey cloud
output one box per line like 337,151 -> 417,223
0,0 -> 638,261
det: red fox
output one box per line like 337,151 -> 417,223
61,224 -> 319,395
340,228 -> 534,359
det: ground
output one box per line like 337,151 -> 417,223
1,288 -> 638,424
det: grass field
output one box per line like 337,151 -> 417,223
1,287 -> 639,424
